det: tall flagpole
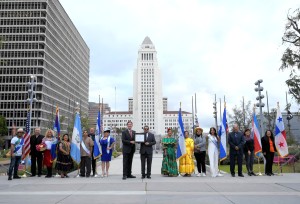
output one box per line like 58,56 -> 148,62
192,96 -> 195,136
266,91 -> 271,130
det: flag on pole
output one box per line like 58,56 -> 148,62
70,112 -> 82,164
93,110 -> 102,159
22,109 -> 31,160
218,105 -> 227,161
176,107 -> 186,159
275,103 -> 289,157
252,112 -> 262,156
51,105 -> 60,161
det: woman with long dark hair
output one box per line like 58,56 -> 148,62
208,127 -> 222,177
244,129 -> 256,176
261,130 -> 277,176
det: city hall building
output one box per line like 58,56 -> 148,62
0,0 -> 90,136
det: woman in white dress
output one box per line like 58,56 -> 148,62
208,127 -> 221,177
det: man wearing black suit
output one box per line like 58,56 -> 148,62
122,121 -> 136,180
228,124 -> 245,177
30,128 -> 44,177
140,125 -> 156,179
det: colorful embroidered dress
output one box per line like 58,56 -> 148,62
179,137 -> 195,174
161,137 -> 178,176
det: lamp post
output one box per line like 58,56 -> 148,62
254,79 -> 265,137
27,76 -> 38,130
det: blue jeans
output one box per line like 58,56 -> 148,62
8,156 -> 21,177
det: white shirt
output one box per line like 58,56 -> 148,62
11,136 -> 23,156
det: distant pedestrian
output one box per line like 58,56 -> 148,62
8,128 -> 24,180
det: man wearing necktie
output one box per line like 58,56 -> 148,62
140,125 -> 156,179
228,123 -> 245,177
121,121 -> 136,180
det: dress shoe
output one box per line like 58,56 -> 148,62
127,175 -> 136,178
122,176 -> 127,180
45,175 -> 52,178
141,176 -> 145,179
248,172 -> 252,176
231,174 -> 235,177
266,173 -> 271,176
30,175 -> 36,177
147,176 -> 151,179
251,172 -> 257,176
8,177 -> 12,180
238,174 -> 244,177
38,174 -> 42,177
270,173 -> 275,176
13,176 -> 21,179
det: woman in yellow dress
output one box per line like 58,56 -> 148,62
179,131 -> 195,176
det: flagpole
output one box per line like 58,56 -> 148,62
192,96 -> 194,135
277,102 -> 283,176
254,105 -> 263,176
74,102 -> 81,178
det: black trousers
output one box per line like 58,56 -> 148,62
80,156 -> 92,177
140,153 -> 153,177
91,149 -> 96,176
8,156 -> 21,177
230,152 -> 243,175
123,151 -> 134,177
31,153 -> 43,176
194,151 -> 206,173
264,152 -> 275,174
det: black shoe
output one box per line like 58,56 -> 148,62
79,175 -> 85,177
141,176 -> 145,179
8,177 -> 12,180
251,172 -> 257,176
147,176 -> 151,179
127,175 -> 136,178
231,174 -> 235,177
248,172 -> 252,176
238,174 -> 244,177
266,173 -> 271,176
45,175 -> 52,178
30,175 -> 36,177
13,176 -> 21,179
122,176 -> 127,180
38,174 -> 42,177
270,173 -> 275,176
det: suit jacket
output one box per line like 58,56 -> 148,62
140,132 -> 156,154
30,134 -> 44,155
228,131 -> 245,155
261,136 -> 277,154
122,129 -> 136,154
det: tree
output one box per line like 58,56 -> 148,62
263,108 -> 277,131
0,115 -> 8,136
228,100 -> 252,131
280,8 -> 300,104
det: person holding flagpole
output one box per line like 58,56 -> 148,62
42,129 -> 56,178
261,130 -> 277,176
80,130 -> 94,177
100,127 -> 115,177
8,128 -> 24,180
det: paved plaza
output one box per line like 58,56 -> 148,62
0,153 -> 300,204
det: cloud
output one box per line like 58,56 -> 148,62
59,0 -> 300,131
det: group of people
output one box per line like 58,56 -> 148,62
8,121 -> 278,181
8,127 -> 116,180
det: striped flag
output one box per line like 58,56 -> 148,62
70,112 -> 82,164
22,110 -> 31,160
176,107 -> 186,159
218,105 -> 227,161
51,105 -> 60,161
275,103 -> 289,157
252,112 -> 262,156
93,110 -> 102,159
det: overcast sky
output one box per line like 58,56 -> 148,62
60,0 -> 299,130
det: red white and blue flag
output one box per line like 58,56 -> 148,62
275,103 -> 289,157
252,111 -> 262,156
22,109 -> 31,160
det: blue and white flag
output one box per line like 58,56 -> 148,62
70,112 -> 82,164
218,106 -> 227,161
94,110 -> 102,159
176,107 -> 186,159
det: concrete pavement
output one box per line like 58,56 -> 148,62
0,153 -> 300,204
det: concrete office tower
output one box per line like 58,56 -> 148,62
133,37 -> 164,135
0,0 -> 89,135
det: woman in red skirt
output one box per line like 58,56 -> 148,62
42,129 -> 55,178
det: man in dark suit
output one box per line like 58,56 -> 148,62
228,124 -> 245,177
122,121 -> 136,180
88,127 -> 97,177
140,125 -> 156,179
30,128 -> 44,177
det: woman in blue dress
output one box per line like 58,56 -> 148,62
100,127 -> 115,177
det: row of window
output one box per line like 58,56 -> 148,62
1,34 -> 45,42
0,51 -> 44,58
0,67 -> 43,75
0,2 -> 47,10
0,26 -> 46,34
2,42 -> 45,50
0,11 -> 46,18
0,19 -> 46,26
0,59 -> 43,66
141,63 -> 154,66
141,53 -> 154,61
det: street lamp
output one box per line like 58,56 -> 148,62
27,75 -> 38,128
255,79 -> 265,136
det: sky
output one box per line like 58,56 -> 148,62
60,0 -> 300,130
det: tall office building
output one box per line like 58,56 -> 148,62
0,0 -> 90,135
133,36 -> 164,135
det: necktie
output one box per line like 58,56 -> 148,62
129,130 -> 132,138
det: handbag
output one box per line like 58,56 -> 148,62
6,151 -> 11,157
